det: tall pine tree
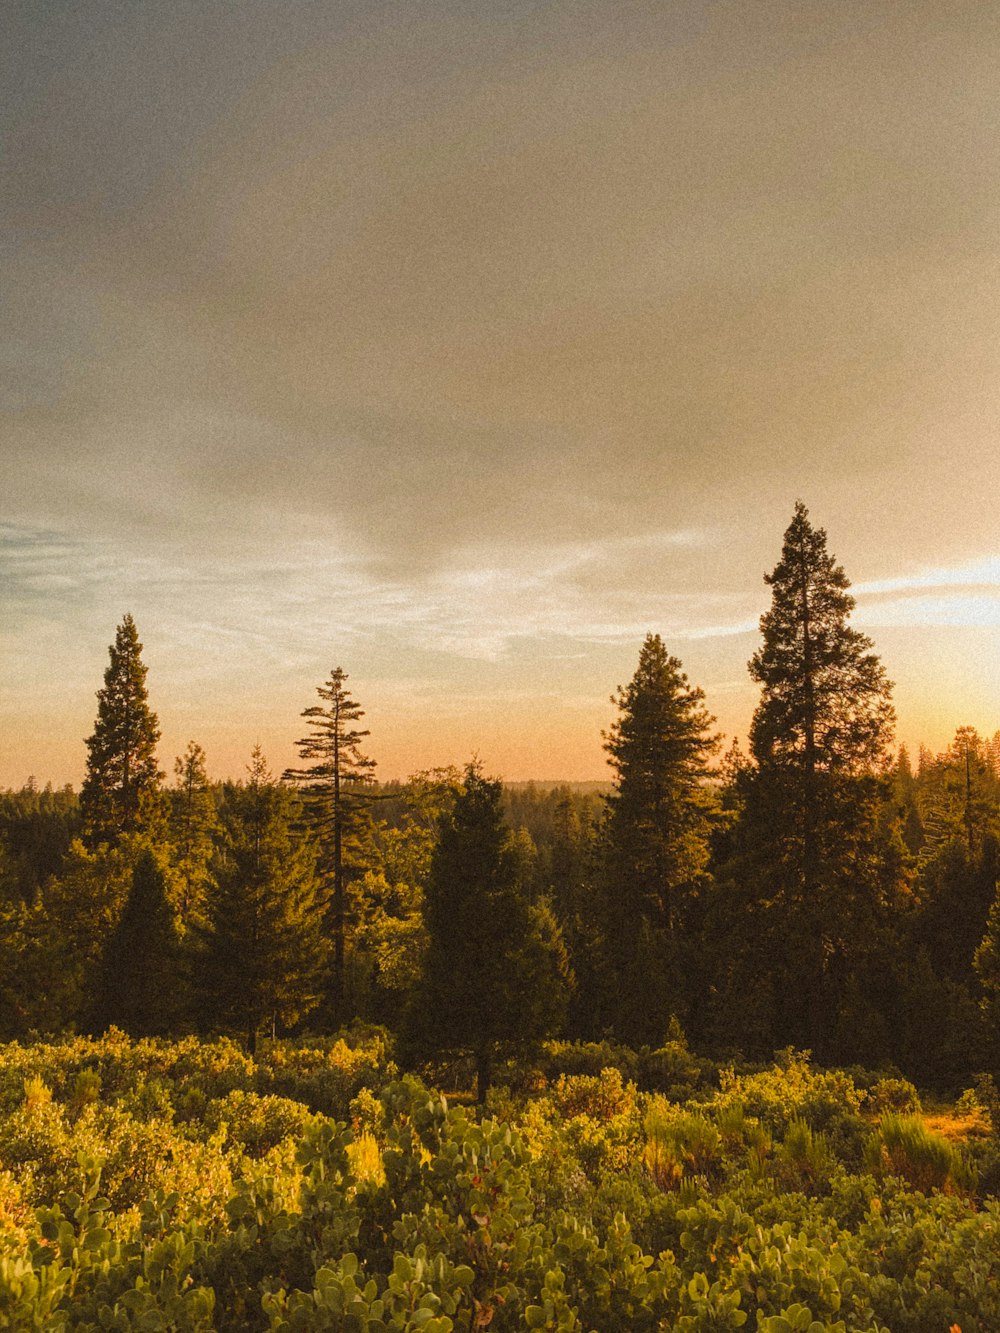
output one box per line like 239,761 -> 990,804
748,502 -> 894,876
729,502 -> 898,1057
283,668 -> 377,1021
80,614 -> 163,848
601,633 -> 720,1043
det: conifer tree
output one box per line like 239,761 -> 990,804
0,782 -> 81,905
92,848 -> 180,1036
974,884 -> 1000,1004
411,764 -> 570,1101
80,614 -> 164,848
283,668 -> 377,1021
547,792 -> 602,1037
730,502 -> 898,1055
601,633 -> 720,1042
748,502 -> 894,875
199,748 -> 329,1053
169,741 -> 218,928
916,727 -> 999,860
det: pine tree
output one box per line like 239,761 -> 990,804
748,502 -> 895,876
601,633 -> 720,1042
411,764 -> 570,1101
198,748 -> 329,1053
733,502 -> 898,1056
80,614 -> 164,848
283,668 -> 377,1021
0,782 -> 81,905
169,741 -> 218,929
916,727 -> 999,861
974,882 -> 1000,1003
92,848 -> 180,1036
918,835 -> 999,984
547,792 -> 602,1037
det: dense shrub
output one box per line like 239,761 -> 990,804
256,1033 -> 397,1116
639,1041 -> 719,1102
864,1076 -> 922,1116
865,1113 -> 975,1194
537,1039 -> 641,1084
0,1035 -> 997,1331
709,1051 -> 865,1134
644,1105 -> 722,1188
201,1090 -> 317,1158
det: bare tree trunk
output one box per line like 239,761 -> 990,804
476,1046 -> 492,1105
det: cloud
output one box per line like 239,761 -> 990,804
856,592 -> 1000,631
4,1 -> 1000,780
7,0 -> 1000,576
852,557 -> 1000,631
855,557 -> 1000,598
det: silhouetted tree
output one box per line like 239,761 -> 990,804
601,633 -> 720,1042
748,502 -> 894,868
411,764 -> 570,1101
92,848 -> 180,1036
725,502 -> 899,1056
80,615 -> 164,848
973,870 -> 1000,1076
0,783 -> 80,905
546,792 -> 603,1036
916,727 -> 999,861
284,667 -> 376,1021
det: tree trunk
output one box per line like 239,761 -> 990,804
476,1046 -> 492,1105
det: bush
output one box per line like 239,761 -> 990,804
974,1073 -> 1000,1136
865,1077 -> 921,1117
538,1039 -> 641,1084
256,1034 -> 396,1116
773,1117 -> 834,1193
865,1113 -> 975,1194
710,1052 -> 865,1135
1,1033 -> 999,1331
201,1090 -> 316,1158
640,1041 -> 719,1102
644,1104 -> 721,1189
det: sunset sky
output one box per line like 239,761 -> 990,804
3,0 -> 999,787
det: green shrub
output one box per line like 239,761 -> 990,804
541,1069 -> 645,1175
256,1035 -> 396,1116
773,1118 -> 834,1193
865,1113 -> 974,1194
865,1077 -> 921,1117
550,1067 -> 638,1122
710,1052 -> 864,1135
644,1103 -> 722,1189
640,1041 -> 718,1102
538,1039 -> 641,1085
201,1090 -> 317,1158
1,1034 -> 999,1331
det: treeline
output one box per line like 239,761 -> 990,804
2,503 -> 999,1094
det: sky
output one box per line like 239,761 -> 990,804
2,0 -> 999,787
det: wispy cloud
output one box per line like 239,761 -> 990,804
0,520 -> 747,675
856,592 -> 1000,630
853,557 -> 1000,630
855,557 -> 1000,598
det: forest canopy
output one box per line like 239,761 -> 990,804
1,504 -> 999,1092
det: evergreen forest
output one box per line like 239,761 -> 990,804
2,503 -> 999,1330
